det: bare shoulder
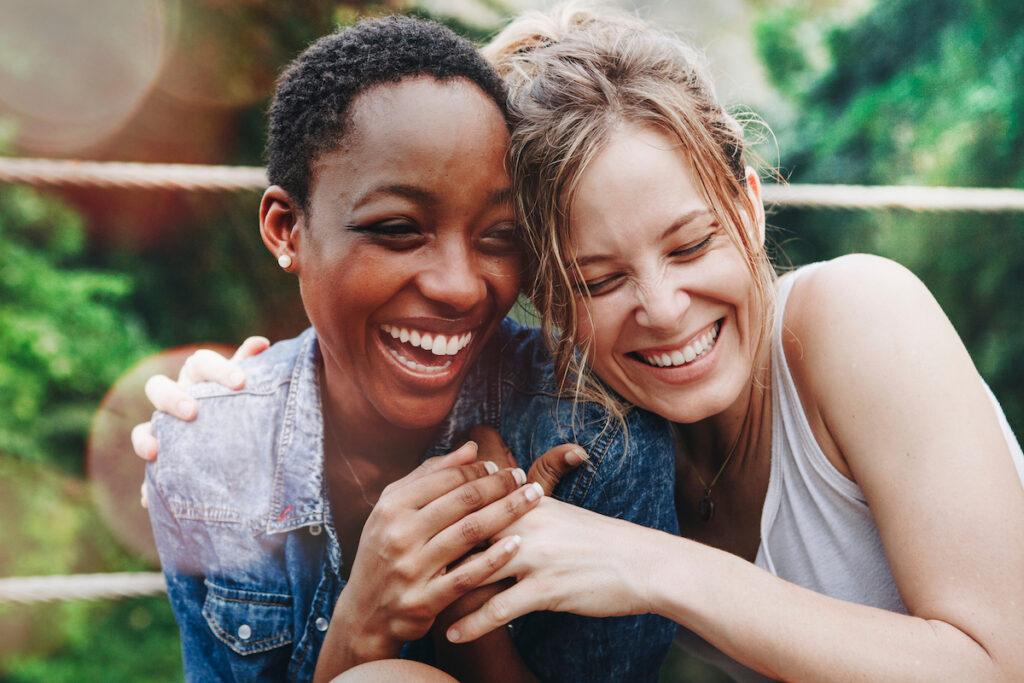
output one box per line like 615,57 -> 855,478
781,254 -> 954,380
783,254 -> 933,338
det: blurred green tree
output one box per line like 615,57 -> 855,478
0,186 -> 152,469
755,0 -> 1024,433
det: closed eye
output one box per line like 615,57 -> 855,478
579,272 -> 626,296
347,221 -> 423,249
669,234 -> 712,259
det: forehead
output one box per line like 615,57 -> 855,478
569,125 -> 709,254
309,76 -> 510,201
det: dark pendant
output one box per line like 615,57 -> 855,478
698,494 -> 715,522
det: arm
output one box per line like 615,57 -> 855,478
453,255 -> 1024,680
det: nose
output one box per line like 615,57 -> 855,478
416,240 -> 487,313
633,276 -> 690,330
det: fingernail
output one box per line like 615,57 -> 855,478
447,627 -> 461,643
229,370 -> 244,387
464,440 -> 477,451
524,482 -> 543,502
512,468 -> 526,486
177,399 -> 196,419
565,447 -> 589,466
484,461 -> 499,475
503,535 -> 522,553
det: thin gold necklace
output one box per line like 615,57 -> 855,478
322,412 -> 377,509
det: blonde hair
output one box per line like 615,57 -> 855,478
484,2 -> 776,421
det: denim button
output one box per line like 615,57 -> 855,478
315,617 -> 329,632
309,524 -> 322,536
237,624 -> 252,640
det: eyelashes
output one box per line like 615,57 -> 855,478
578,233 -> 715,296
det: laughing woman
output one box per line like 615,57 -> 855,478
440,5 -> 1024,681
142,15 -> 677,683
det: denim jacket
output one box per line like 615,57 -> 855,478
147,318 -> 678,682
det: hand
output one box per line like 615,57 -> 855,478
134,336 -> 269,506
468,425 -> 589,496
445,497 -> 663,644
317,441 -> 547,677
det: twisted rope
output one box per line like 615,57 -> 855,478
0,157 -> 266,192
0,572 -> 166,605
2,157 -> 1024,210
760,183 -> 1024,212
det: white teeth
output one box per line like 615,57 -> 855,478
639,322 -> 720,369
380,326 -> 474,358
387,347 -> 452,373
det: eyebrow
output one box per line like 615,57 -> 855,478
351,185 -> 514,211
571,209 -> 713,269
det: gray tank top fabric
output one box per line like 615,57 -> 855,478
673,263 -> 1024,682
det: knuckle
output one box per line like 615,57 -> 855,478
503,495 -> 523,518
459,518 -> 484,544
458,483 -> 484,508
484,595 -> 510,624
450,568 -> 475,593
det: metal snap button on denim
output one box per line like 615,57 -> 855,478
309,524 -> 322,536
237,624 -> 252,640
315,617 -> 329,632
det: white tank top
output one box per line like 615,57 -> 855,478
674,264 -> 1024,681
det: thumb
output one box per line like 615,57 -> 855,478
527,444 -> 589,496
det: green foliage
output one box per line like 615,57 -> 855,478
1,597 -> 182,683
756,0 -> 1024,435
0,187 -> 152,469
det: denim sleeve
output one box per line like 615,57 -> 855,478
147,469 -> 293,682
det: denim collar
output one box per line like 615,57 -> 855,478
266,328 -> 327,536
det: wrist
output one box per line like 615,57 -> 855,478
330,594 -> 403,666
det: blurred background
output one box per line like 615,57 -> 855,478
0,0 -> 1021,680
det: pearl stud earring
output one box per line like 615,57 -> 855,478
277,253 -> 292,269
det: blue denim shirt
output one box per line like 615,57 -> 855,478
148,318 -> 678,682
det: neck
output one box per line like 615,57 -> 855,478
677,352 -> 773,480
319,357 -> 441,479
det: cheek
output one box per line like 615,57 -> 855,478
484,254 -> 524,308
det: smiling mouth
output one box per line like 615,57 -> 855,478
631,320 -> 722,368
380,324 -> 474,374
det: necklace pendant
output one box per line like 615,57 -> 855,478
697,494 -> 715,522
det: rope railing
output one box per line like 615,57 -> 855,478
2,156 -> 1024,211
0,572 -> 166,605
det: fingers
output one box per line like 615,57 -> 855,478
391,441 -> 481,491
178,348 -> 245,390
388,459 -> 499,510
229,336 -> 270,364
140,479 -> 149,509
526,444 -> 589,496
419,466 -> 528,532
144,374 -> 197,420
446,580 -> 536,644
468,425 -> 517,470
434,536 -> 521,610
131,421 -> 159,461
424,481 -> 543,567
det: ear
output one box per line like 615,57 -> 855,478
743,166 -> 766,247
260,186 -> 302,271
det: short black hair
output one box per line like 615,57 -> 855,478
266,15 -> 508,212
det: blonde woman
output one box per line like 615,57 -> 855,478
435,5 -> 1024,681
